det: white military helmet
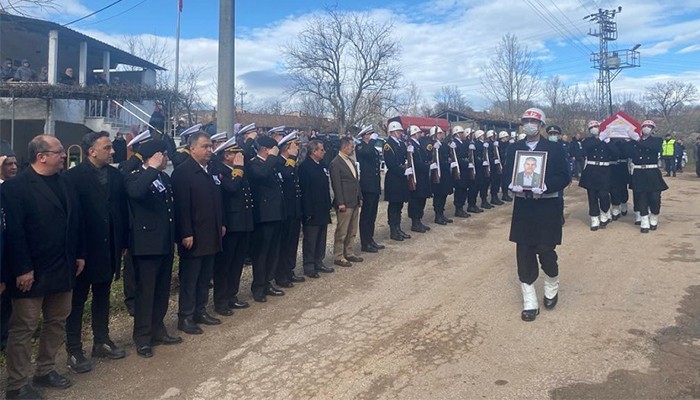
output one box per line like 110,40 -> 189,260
464,127 -> 473,135
474,129 -> 485,139
408,125 -> 422,136
486,130 -> 495,138
452,125 -> 464,135
429,126 -> 444,136
521,107 -> 546,125
387,121 -> 403,132
498,131 -> 509,139
641,120 -> 656,128
587,120 -> 600,129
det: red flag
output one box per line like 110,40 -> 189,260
179,0 -> 183,12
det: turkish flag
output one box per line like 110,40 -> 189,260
179,0 -> 183,12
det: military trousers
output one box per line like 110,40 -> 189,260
634,190 -> 661,216
516,244 -> 558,285
586,189 -> 611,216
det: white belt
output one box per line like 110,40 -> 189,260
617,159 -> 628,163
514,192 -> 559,199
633,164 -> 659,169
586,161 -> 610,166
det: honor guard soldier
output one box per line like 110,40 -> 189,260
383,121 -> 412,241
171,124 -> 201,168
498,131 -> 513,202
124,140 -> 182,358
210,131 -> 228,147
275,131 -> 306,287
473,130 -> 493,210
237,123 -> 259,162
268,126 -> 287,142
356,125 -> 385,253
247,135 -> 286,302
486,130 -> 505,206
465,129 -> 483,214
505,108 -> 570,322
579,121 -> 619,231
429,126 -> 455,225
120,130 -> 151,176
408,125 -> 432,233
626,120 -> 668,232
212,137 -> 254,317
450,126 -> 472,218
609,137 -> 632,220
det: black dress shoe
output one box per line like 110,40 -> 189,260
390,230 -> 404,241
467,205 -> 482,213
361,244 -> 378,253
491,198 -> 504,206
33,370 -> 72,389
370,240 -> 385,249
6,384 -> 44,400
194,312 -> 222,325
410,221 -> 426,233
92,339 -> 126,360
318,265 -> 335,273
67,349 -> 92,374
650,224 -> 657,231
481,202 -> 493,209
229,299 -> 250,309
136,345 -> 154,358
434,216 -> 447,225
290,274 -> 306,283
397,228 -> 411,239
544,294 -> 558,310
152,334 -> 183,346
265,286 -> 285,296
214,306 -> 234,316
276,281 -> 294,288
454,208 -> 470,218
521,308 -> 540,322
253,295 -> 268,303
346,255 -> 363,262
177,318 -> 203,335
420,222 -> 431,231
442,215 -> 454,223
304,272 -> 320,279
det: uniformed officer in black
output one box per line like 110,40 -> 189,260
171,124 -> 201,169
450,126 -> 472,218
236,123 -> 258,162
124,140 -> 182,358
464,129 -> 483,214
247,135 -> 286,302
408,125 -> 432,233
212,137 -> 254,316
579,120 -> 619,231
429,126 -> 454,225
609,138 -> 632,221
356,126 -> 385,253
486,130 -> 505,206
275,132 -> 306,287
473,130 -> 493,210
498,131 -> 513,202
383,121 -> 412,241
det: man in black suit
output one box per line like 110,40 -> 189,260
355,126 -> 385,253
3,135 -> 85,399
212,137 -> 254,316
64,132 -> 128,373
125,139 -> 182,358
299,140 -> 334,278
172,132 -> 224,334
247,135 -> 286,302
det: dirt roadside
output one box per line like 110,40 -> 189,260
6,174 -> 700,400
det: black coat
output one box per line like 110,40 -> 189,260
112,138 -> 127,163
474,140 -> 491,182
171,157 -> 223,258
278,156 -> 302,220
627,136 -> 669,192
124,167 -> 176,256
505,138 -> 570,246
411,138 -> 431,198
452,138 -> 473,188
171,148 -> 190,169
609,140 -> 631,188
383,137 -> 410,203
299,157 -> 332,226
356,139 -> 381,194
432,140 -> 454,196
2,167 -> 85,298
579,137 -> 619,191
248,155 -> 285,223
64,161 -> 128,283
216,162 -> 255,232
118,155 -> 143,177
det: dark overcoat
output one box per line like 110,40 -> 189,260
579,137 -> 619,191
356,139 -> 381,194
216,162 -> 255,233
298,157 -> 332,226
383,137 -> 410,203
452,137 -> 472,188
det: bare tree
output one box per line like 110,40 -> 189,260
0,0 -> 59,15
394,81 -> 423,116
480,34 -> 540,120
433,85 -> 472,113
179,65 -> 206,125
121,34 -> 174,85
645,81 -> 698,125
284,8 -> 401,134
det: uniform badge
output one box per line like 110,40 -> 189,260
427,144 -> 433,151
383,143 -> 391,152
212,175 -> 221,185
277,172 -> 284,182
152,179 -> 166,192
323,167 -> 330,177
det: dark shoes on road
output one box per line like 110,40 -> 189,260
33,371 -> 72,389
67,349 -> 92,374
92,339 -> 126,360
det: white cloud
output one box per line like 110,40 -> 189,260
0,0 -> 91,20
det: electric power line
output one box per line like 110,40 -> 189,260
63,0 -> 127,27
75,0 -> 148,28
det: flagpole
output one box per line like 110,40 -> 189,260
174,0 -> 181,95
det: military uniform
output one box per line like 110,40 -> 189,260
408,136 -> 431,232
579,137 -> 619,227
451,136 -> 473,216
609,140 -> 632,219
474,140 -> 492,209
383,137 -> 411,240
499,139 -> 513,201
118,152 -> 144,316
275,155 -> 302,286
356,137 -> 382,249
627,135 -> 668,231
489,139 -> 505,205
465,139 -> 481,213
431,139 -> 454,224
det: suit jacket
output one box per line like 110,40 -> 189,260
171,156 -> 223,258
329,154 -> 362,209
124,166 -> 176,256
515,171 -> 542,188
2,166 -> 85,298
356,139 -> 381,194
299,157 -> 332,226
247,154 -> 285,223
64,161 -> 129,283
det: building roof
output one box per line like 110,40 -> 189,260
234,112 -> 335,132
432,109 -> 519,128
0,13 -> 165,71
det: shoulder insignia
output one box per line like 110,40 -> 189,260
232,168 -> 244,178
383,143 -> 391,152
134,153 -> 143,162
426,144 -> 433,151
285,158 -> 296,168
178,148 -> 190,154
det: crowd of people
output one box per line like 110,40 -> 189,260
0,103 -> 687,399
1,57 -> 106,86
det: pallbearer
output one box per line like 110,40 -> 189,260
579,121 -> 619,231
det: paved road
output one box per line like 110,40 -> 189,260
43,175 -> 700,399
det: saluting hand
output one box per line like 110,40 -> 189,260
269,146 -> 279,156
16,270 -> 34,293
147,152 -> 164,168
233,152 -> 244,166
182,236 -> 194,249
76,259 -> 85,276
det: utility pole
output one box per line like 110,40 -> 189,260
585,6 -> 641,119
218,0 -> 235,138
237,89 -> 247,112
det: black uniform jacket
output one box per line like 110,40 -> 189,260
505,138 -> 570,246
124,166 -> 175,256
432,140 -> 454,196
278,156 -> 302,220
609,140 -> 631,188
627,136 -> 669,192
383,137 -> 410,203
216,162 -> 255,233
2,166 -> 85,298
356,139 -> 381,194
452,137 -> 472,188
411,137 -> 431,198
474,140 -> 490,182
247,154 -> 285,224
298,157 -> 332,226
171,156 -> 223,258
118,154 -> 143,177
64,161 -> 128,283
579,137 -> 619,191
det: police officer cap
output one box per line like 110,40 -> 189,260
179,123 -> 202,140
139,139 -> 167,159
357,125 -> 374,138
0,141 -> 15,157
214,136 -> 241,154
278,131 -> 299,148
238,123 -> 256,136
268,125 -> 286,134
210,131 -> 228,142
257,135 -> 278,149
546,125 -> 562,135
127,130 -> 151,147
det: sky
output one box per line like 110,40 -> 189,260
3,0 -> 700,112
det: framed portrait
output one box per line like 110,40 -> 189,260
512,150 -> 548,191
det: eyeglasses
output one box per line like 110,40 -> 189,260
42,149 -> 66,155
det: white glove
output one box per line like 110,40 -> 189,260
482,161 -> 489,166
494,141 -> 499,147
494,159 -> 500,165
407,145 -> 414,153
599,131 -> 608,142
531,187 -> 544,196
468,144 -> 476,150
603,137 -> 610,143
508,183 -> 524,193
468,163 -> 475,169
430,163 -> 438,170
449,142 -> 457,149
450,161 -> 458,168
628,130 -> 640,141
433,141 -> 441,149
404,167 -> 413,176
483,142 -> 489,149
370,133 -> 379,140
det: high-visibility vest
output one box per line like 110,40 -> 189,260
662,139 -> 675,157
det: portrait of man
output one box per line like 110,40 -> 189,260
512,151 -> 547,190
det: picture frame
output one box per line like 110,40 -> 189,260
512,150 -> 548,191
